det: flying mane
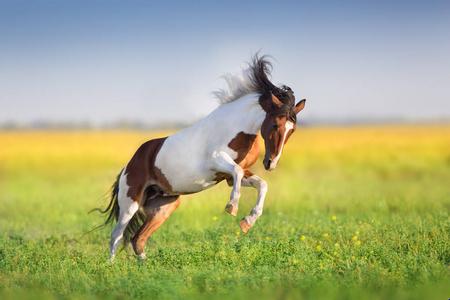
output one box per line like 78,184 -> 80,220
213,55 -> 297,121
213,55 -> 278,104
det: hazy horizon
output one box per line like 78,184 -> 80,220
1,1 -> 449,125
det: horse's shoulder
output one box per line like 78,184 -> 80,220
238,137 -> 260,169
227,131 -> 258,165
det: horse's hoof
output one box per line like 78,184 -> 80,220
239,218 -> 252,234
225,203 -> 238,216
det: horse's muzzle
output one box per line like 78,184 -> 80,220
263,159 -> 272,171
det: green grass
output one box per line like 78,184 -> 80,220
0,126 -> 449,299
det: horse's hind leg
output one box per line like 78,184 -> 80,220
109,175 -> 140,261
131,195 -> 180,259
109,198 -> 139,261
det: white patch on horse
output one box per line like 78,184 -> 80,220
269,121 -> 294,170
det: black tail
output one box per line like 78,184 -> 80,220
88,170 -> 122,231
103,171 -> 121,227
84,172 -> 120,239
123,205 -> 147,246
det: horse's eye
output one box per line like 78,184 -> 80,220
273,124 -> 278,129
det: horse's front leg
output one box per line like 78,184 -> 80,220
239,174 -> 268,234
212,151 -> 245,217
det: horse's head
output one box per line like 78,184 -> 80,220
260,87 -> 306,171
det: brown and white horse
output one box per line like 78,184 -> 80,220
102,56 -> 306,260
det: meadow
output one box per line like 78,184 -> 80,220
0,125 -> 449,299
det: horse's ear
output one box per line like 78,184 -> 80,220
259,91 -> 283,111
294,99 -> 306,114
271,93 -> 283,108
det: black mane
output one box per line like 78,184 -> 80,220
249,55 -> 297,121
248,55 -> 277,95
214,54 -> 296,115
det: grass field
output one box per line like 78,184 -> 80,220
0,125 -> 449,299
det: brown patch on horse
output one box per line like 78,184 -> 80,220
238,137 -> 259,170
261,115 -> 289,158
213,132 -> 260,186
260,110 -> 298,170
228,131 -> 258,164
131,195 -> 180,255
153,166 -> 172,192
124,137 -> 172,201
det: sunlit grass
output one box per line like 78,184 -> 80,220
0,125 -> 449,299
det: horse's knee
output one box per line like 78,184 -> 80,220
258,179 -> 268,194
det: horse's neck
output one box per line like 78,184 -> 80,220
203,93 -> 265,136
172,93 -> 265,145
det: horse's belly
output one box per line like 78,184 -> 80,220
161,165 -> 217,194
154,145 -> 218,194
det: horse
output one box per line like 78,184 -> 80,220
101,55 -> 306,261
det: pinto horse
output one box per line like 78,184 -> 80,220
102,56 -> 306,260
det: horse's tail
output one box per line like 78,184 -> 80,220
103,170 -> 121,226
123,205 -> 146,247
88,170 -> 122,232
83,171 -> 122,236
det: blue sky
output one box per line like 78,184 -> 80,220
1,0 -> 449,124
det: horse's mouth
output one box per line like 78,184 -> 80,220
263,159 -> 272,171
